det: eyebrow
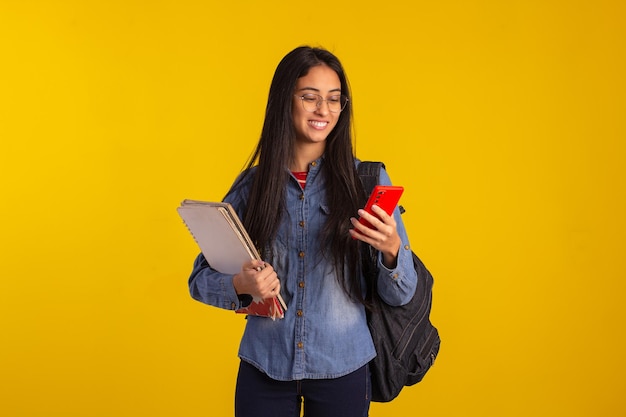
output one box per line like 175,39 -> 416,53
297,87 -> 342,93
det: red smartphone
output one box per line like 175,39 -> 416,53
358,185 -> 404,229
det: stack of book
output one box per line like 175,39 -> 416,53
177,199 -> 286,320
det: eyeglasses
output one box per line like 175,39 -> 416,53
295,93 -> 349,113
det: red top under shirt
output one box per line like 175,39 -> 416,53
292,171 -> 307,189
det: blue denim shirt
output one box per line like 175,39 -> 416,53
188,157 -> 417,381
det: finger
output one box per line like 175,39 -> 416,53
350,217 -> 375,239
370,205 -> 392,224
258,264 -> 276,280
259,268 -> 278,289
245,259 -> 265,272
263,278 -> 281,299
357,209 -> 382,229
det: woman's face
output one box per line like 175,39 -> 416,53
292,64 -> 342,146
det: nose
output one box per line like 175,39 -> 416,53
315,99 -> 330,115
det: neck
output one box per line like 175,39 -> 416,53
290,142 -> 325,172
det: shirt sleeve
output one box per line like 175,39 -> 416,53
188,252 -> 245,310
372,166 -> 418,306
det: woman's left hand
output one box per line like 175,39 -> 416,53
349,204 -> 402,269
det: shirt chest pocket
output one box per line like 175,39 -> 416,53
309,203 -> 330,238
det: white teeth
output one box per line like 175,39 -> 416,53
309,121 -> 328,128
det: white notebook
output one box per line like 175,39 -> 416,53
177,199 -> 260,274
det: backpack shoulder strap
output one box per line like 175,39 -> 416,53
357,161 -> 385,196
356,161 -> 385,296
357,161 -> 405,214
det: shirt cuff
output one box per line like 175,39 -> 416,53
224,275 -> 246,310
377,244 -> 413,280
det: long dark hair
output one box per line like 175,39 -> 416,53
238,46 -> 368,305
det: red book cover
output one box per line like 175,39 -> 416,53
236,294 -> 286,320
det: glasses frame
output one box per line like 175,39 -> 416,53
294,93 -> 349,113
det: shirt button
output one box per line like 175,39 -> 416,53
393,273 -> 399,279
297,342 -> 304,349
297,310 -> 303,317
299,251 -> 305,258
299,221 -> 305,227
231,302 -> 236,309
311,161 -> 318,167
299,193 -> 305,200
404,245 -> 410,250
299,281 -> 305,288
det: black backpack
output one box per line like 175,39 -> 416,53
358,161 -> 441,402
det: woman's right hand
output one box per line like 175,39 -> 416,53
232,259 -> 281,300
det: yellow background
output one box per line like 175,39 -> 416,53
1,1 -> 624,416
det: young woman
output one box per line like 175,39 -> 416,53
188,46 -> 417,417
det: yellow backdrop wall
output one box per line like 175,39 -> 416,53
1,1 -> 624,416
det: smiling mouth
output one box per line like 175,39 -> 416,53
309,120 -> 328,129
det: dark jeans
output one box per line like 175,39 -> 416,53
235,360 -> 371,417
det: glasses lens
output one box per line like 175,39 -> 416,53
299,94 -> 348,113
301,94 -> 319,112
327,95 -> 347,113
